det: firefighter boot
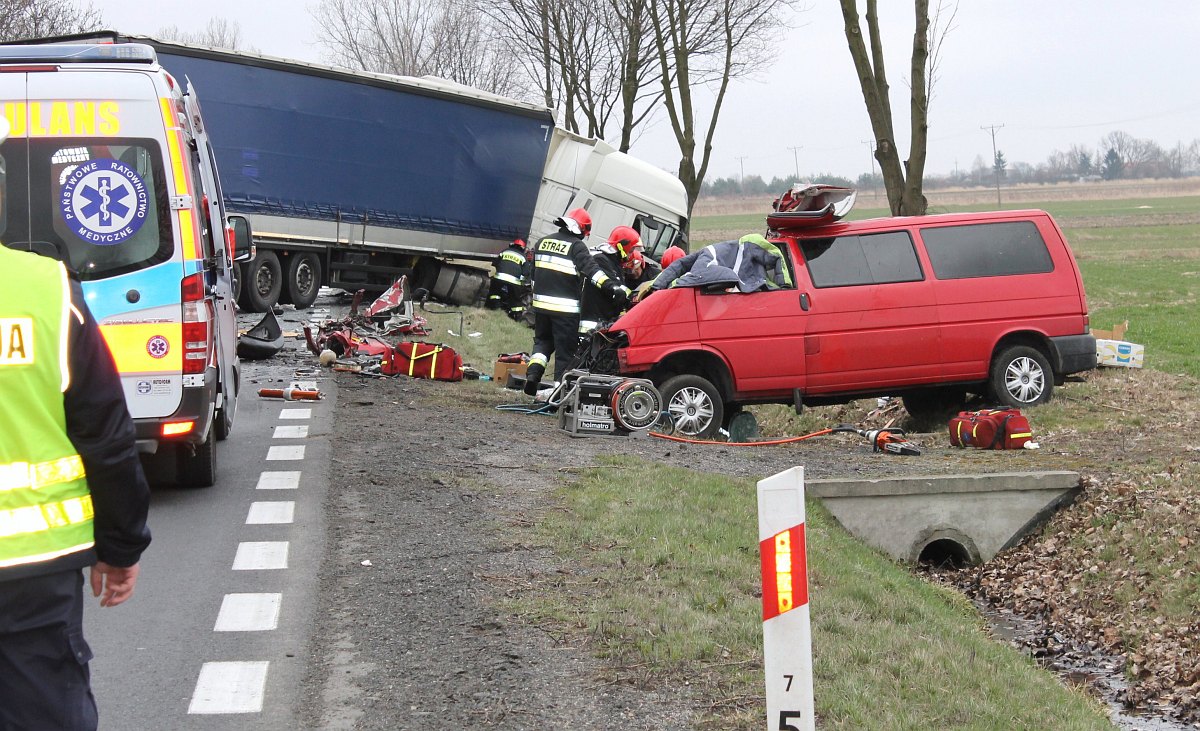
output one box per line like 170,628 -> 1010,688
523,362 -> 545,396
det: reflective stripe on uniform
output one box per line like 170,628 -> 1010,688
535,257 -> 578,276
501,251 -> 526,265
0,456 -> 86,492
529,353 -> 548,367
0,495 -> 94,540
590,270 -> 610,287
532,293 -> 581,314
494,272 -> 523,285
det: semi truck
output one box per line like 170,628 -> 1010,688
54,33 -> 689,311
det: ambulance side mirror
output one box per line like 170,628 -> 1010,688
228,215 -> 254,263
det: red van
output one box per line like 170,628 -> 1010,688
607,209 -> 1097,438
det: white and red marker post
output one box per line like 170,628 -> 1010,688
758,466 -> 815,731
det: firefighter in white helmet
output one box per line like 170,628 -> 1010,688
524,208 -> 630,394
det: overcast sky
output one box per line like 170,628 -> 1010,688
91,0 -> 1200,183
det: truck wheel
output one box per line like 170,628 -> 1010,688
238,251 -> 282,313
989,345 -> 1053,407
660,374 -> 724,440
177,429 -> 216,488
902,387 -> 966,431
284,252 -> 323,309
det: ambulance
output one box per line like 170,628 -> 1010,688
0,43 -> 251,487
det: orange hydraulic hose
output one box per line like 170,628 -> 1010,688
258,387 -> 323,401
649,427 -> 835,447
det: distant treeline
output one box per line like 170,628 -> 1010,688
702,130 -> 1200,198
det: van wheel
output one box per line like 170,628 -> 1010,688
660,374 -> 723,440
238,251 -> 282,313
989,345 -> 1053,407
285,253 -> 323,309
177,429 -> 216,488
902,387 -> 967,431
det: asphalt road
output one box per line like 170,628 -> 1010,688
84,357 -> 336,730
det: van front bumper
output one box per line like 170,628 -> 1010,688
1050,334 -> 1098,377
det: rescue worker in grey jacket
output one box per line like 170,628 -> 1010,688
649,233 -> 789,294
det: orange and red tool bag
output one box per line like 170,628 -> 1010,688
381,342 -> 464,381
948,408 -> 1033,449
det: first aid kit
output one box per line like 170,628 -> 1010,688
382,342 -> 464,381
948,408 -> 1033,450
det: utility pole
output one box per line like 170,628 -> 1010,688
787,146 -> 802,181
981,123 -> 1005,208
736,156 -> 749,190
861,140 -> 877,198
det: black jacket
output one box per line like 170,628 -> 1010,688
579,250 -> 629,333
531,227 -> 621,315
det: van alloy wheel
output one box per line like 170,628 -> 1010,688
659,374 -> 724,439
989,345 -> 1053,407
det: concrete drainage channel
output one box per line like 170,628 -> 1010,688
807,470 -> 1083,566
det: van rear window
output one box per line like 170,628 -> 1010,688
799,231 -> 923,288
921,221 -> 1053,279
1,138 -> 171,280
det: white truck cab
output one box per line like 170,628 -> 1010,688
0,43 -> 252,487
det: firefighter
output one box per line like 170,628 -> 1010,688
524,208 -> 630,395
486,238 -> 529,320
578,225 -> 642,337
0,129 -> 152,727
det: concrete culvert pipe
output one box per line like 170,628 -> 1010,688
918,538 -> 973,569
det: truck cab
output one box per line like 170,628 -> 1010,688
0,43 -> 252,486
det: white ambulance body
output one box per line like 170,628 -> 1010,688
0,43 -> 251,487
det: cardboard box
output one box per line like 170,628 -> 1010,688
1090,321 -> 1128,340
493,359 -> 528,382
1096,339 -> 1144,368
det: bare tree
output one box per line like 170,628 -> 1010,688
313,0 -> 524,97
839,0 -> 932,216
156,18 -> 253,52
648,0 -> 797,215
0,0 -> 103,41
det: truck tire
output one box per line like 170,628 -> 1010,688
660,374 -> 723,440
284,252 -> 322,309
431,264 -> 489,306
177,429 -> 216,488
989,345 -> 1053,407
238,251 -> 282,313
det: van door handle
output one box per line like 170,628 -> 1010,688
799,292 -> 810,311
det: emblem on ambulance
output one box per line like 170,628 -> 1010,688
59,158 -> 149,246
146,336 -> 170,359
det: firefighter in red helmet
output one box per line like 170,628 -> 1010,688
486,237 -> 530,320
524,208 -> 628,395
578,225 -> 641,337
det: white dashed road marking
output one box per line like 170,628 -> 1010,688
256,471 -> 301,490
189,661 -> 270,714
278,408 -> 311,420
246,501 -> 295,525
266,445 -> 305,461
214,593 -> 283,632
232,541 -> 289,570
272,425 -> 309,439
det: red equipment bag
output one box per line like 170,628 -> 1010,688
948,408 -> 1033,450
381,342 -> 464,381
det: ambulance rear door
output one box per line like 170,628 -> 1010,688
18,68 -> 188,421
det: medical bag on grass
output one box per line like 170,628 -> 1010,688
382,342 -> 464,381
948,408 -> 1033,449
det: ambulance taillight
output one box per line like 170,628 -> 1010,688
181,273 -> 211,375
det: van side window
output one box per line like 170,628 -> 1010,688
921,221 -> 1053,279
799,231 -> 923,288
188,150 -> 216,260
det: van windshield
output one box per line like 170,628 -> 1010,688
0,138 -> 171,280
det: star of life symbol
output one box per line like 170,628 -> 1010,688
146,335 -> 170,359
60,158 -> 149,246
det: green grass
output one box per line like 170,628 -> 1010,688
512,457 -> 1112,729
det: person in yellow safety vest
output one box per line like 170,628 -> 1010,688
0,140 -> 152,728
524,208 -> 630,395
485,238 -> 530,320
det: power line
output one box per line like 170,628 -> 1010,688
736,155 -> 749,184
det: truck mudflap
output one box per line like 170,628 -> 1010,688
1049,334 -> 1098,377
133,368 -> 218,453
